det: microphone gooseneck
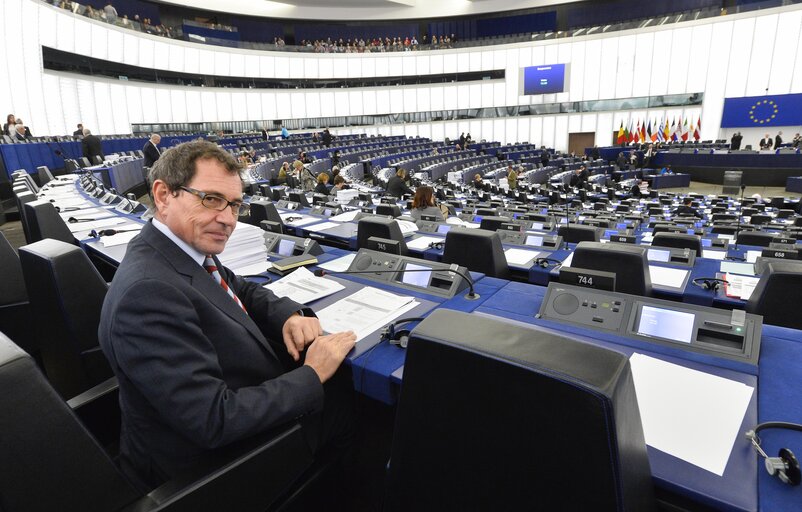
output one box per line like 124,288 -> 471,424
313,266 -> 479,300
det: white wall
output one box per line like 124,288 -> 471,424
2,0 -> 802,151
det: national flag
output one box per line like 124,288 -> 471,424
663,118 -> 670,141
634,120 -> 641,143
670,118 -> 677,141
628,119 -> 635,143
656,117 -> 664,142
623,122 -> 630,144
693,117 -> 701,140
673,117 -> 682,141
648,119 -> 656,142
640,120 -> 646,142
681,117 -> 689,141
617,121 -> 625,144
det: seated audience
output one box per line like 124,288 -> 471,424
409,186 -> 448,221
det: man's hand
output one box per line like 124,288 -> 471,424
282,314 -> 323,362
304,331 -> 356,383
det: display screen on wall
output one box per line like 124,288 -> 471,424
522,64 -> 567,95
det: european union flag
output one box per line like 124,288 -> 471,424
721,93 -> 802,128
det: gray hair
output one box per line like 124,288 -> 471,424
148,139 -> 241,198
83,128 -> 91,136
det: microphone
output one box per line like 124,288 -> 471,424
89,228 -> 140,238
733,180 -> 746,251
68,217 -> 99,223
313,266 -> 480,300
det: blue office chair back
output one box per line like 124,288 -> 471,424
442,227 -> 510,279
746,260 -> 802,330
571,241 -> 652,297
386,310 -> 655,511
357,217 -> 407,255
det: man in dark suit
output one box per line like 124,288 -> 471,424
322,128 -> 332,147
386,167 -> 413,197
13,124 -> 29,141
569,166 -> 587,188
73,123 -> 84,138
143,133 -> 161,168
759,134 -> 773,150
775,131 -> 783,149
98,140 -> 356,491
81,129 -> 104,162
730,132 -> 742,150
673,197 -> 702,218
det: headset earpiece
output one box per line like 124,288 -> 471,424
746,422 -> 802,486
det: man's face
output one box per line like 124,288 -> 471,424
155,158 -> 242,255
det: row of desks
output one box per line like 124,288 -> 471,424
46,177 -> 802,512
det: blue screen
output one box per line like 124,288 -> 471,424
701,238 -> 712,247
437,224 -> 452,234
604,229 -> 618,239
523,64 -> 567,95
637,306 -> 695,343
616,223 -> 627,230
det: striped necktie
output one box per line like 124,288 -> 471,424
204,256 -> 247,313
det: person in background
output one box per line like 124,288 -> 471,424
409,185 -> 448,221
143,133 -> 162,168
280,125 -> 289,139
332,175 -> 349,192
569,166 -> 586,188
277,161 -> 291,185
472,173 -> 484,189
385,168 -> 413,197
260,125 -> 269,141
314,173 -> 330,195
15,119 -> 32,138
616,152 -> 627,170
14,124 -> 30,141
629,150 -> 639,168
730,132 -> 743,150
759,133 -> 773,150
294,160 -> 316,191
73,123 -> 84,138
659,165 -> 673,175
104,1 -> 117,22
322,128 -> 332,147
3,114 -> 15,137
590,145 -> 600,160
793,133 -> 802,148
507,164 -> 518,190
673,197 -> 702,218
540,151 -> 550,167
775,131 -> 783,149
82,128 -> 104,162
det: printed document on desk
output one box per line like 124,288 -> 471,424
724,273 -> 760,300
505,248 -> 540,266
407,236 -> 445,251
629,353 -> 754,476
315,286 -> 419,342
648,265 -> 689,289
265,267 -> 345,304
318,253 -> 356,273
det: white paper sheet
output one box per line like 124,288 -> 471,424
724,273 -> 760,300
98,229 -> 141,247
648,265 -> 689,289
504,248 -> 540,266
629,353 -> 754,476
317,253 -> 356,273
67,216 -> 130,233
279,213 -> 321,227
315,286 -> 419,342
329,210 -> 360,222
231,261 -> 272,276
701,250 -> 726,260
720,261 -> 756,277
265,267 -> 345,304
562,252 -> 574,267
407,236 -> 446,251
396,219 -> 418,236
304,221 -> 341,233
745,251 -> 761,264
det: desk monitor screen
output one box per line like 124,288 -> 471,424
701,238 -> 712,247
437,224 -> 452,235
531,222 -> 544,230
603,229 -> 618,239
323,208 -> 332,217
616,223 -> 627,230
525,235 -> 544,247
398,262 -> 432,288
473,215 -> 483,224
277,239 -> 295,257
636,306 -> 695,344
647,248 -> 671,263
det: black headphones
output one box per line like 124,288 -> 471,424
68,217 -> 97,223
428,241 -> 445,250
746,422 -> 802,486
534,257 -> 563,269
691,277 -> 729,291
381,317 -> 425,348
285,216 -> 302,223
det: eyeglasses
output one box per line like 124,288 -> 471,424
179,186 -> 250,216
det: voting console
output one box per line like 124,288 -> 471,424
537,282 -> 762,368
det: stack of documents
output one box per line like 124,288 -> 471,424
723,273 -> 760,300
220,222 -> 268,272
265,267 -> 345,304
315,286 -> 420,342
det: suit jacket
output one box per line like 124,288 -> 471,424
386,175 -> 413,197
98,222 -> 323,490
82,134 -> 104,161
673,205 -> 702,218
775,135 -> 783,148
760,138 -> 773,149
143,141 -> 161,167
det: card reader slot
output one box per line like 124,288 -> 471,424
695,328 -> 744,351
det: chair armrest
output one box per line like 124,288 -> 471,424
66,376 -> 118,410
122,422 -> 313,512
